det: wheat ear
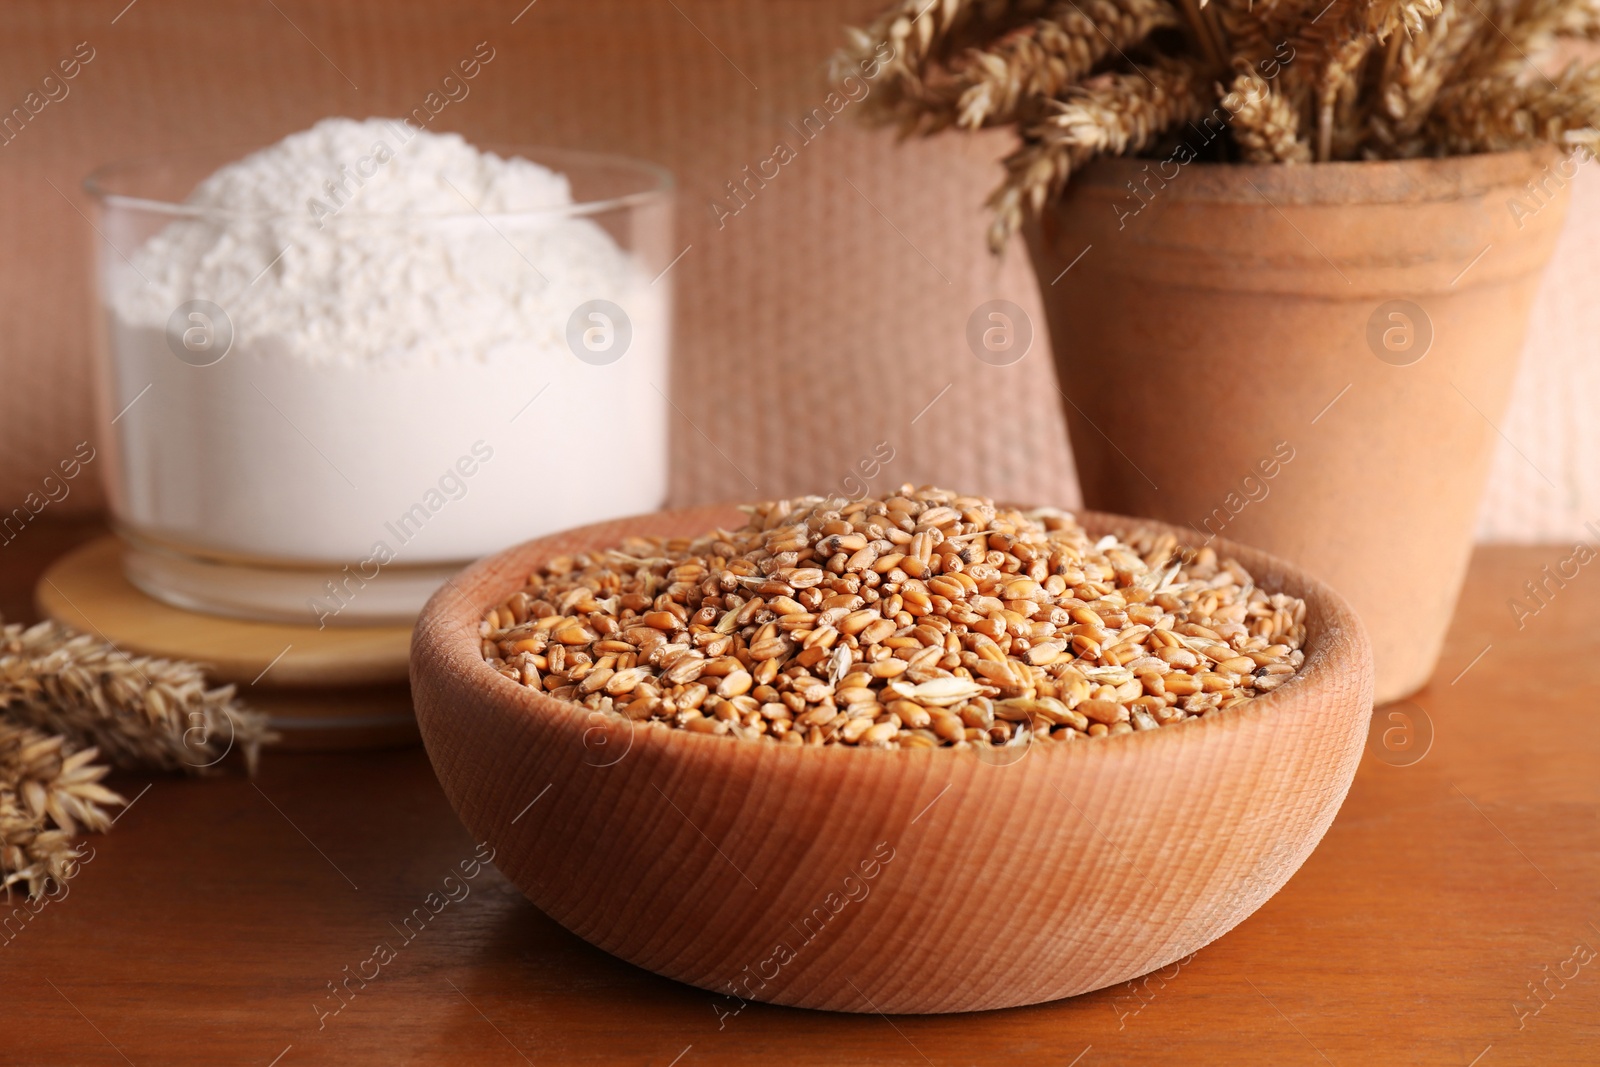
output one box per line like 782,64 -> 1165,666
1223,69 -> 1314,160
946,0 -> 1183,129
1433,60 -> 1600,155
989,58 -> 1210,248
0,720 -> 123,899
1,618 -> 274,776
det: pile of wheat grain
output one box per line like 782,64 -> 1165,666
832,0 -> 1600,245
480,487 -> 1307,749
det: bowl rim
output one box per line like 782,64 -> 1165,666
412,504 -> 1373,765
83,139 -> 675,224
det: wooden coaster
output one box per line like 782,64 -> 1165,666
36,536 -> 417,750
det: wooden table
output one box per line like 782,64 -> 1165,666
4,535 -> 1598,1065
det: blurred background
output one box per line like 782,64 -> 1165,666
1,0 -> 1595,539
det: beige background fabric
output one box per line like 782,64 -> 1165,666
0,0 -> 1590,541
1479,165 -> 1600,542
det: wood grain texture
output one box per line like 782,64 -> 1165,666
34,536 -> 412,687
1,532 -> 1597,1064
410,507 -> 1374,1013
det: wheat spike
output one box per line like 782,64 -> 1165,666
836,0 -> 1056,132
0,615 -> 275,899
989,58 -> 1210,248
1215,0 -> 1281,65
1553,0 -> 1600,37
0,791 -> 80,900
1469,0 -> 1600,80
1223,69 -> 1314,160
1433,59 -> 1600,155
1315,34 -> 1376,159
1366,0 -> 1446,39
0,720 -> 123,899
0,720 -> 124,837
1369,0 -> 1486,153
839,0 -> 1600,239
1,617 -> 274,776
944,0 -> 1183,129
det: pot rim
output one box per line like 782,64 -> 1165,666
1068,145 -> 1569,206
412,505 -> 1374,768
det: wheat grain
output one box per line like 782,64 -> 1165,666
480,488 -> 1309,750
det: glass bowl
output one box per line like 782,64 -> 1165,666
85,142 -> 674,625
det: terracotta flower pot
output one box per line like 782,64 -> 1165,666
1025,149 -> 1571,702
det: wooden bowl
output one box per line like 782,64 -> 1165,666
411,506 -> 1373,1014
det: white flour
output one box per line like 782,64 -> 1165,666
114,118 -> 641,367
102,118 -> 668,618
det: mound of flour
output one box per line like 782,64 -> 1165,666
104,118 -> 669,605
113,117 -> 638,366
